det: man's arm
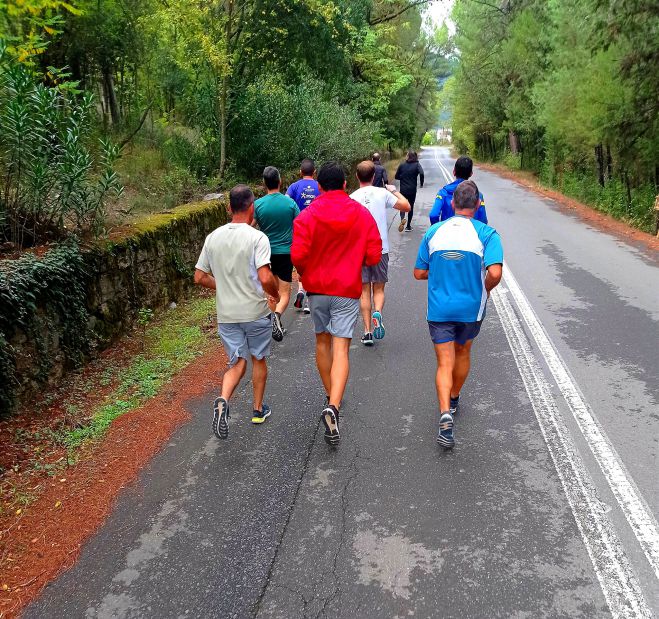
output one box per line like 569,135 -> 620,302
413,268 -> 428,280
485,263 -> 502,292
418,163 -> 425,188
386,184 -> 411,212
257,265 -> 280,302
428,194 -> 442,225
290,214 -> 311,274
194,269 -> 216,290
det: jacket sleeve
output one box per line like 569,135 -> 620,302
383,168 -> 389,185
291,213 -> 311,274
429,192 -> 442,225
418,163 -> 425,188
363,212 -> 383,267
394,164 -> 402,181
477,193 -> 488,224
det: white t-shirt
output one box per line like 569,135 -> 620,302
350,186 -> 398,254
196,223 -> 271,323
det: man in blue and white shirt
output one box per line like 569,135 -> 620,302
414,180 -> 503,448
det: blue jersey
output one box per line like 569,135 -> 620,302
429,178 -> 488,225
415,216 -> 503,323
286,178 -> 319,211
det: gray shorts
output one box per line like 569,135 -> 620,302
308,295 -> 360,339
218,315 -> 272,366
362,253 -> 389,284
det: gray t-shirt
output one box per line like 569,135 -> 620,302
196,223 -> 271,323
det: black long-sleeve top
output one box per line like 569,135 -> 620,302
395,161 -> 424,197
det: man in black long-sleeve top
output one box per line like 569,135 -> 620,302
395,150 -> 424,231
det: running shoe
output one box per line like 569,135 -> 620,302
322,405 -> 340,445
437,413 -> 454,448
398,218 -> 406,232
272,312 -> 284,342
294,291 -> 305,309
372,311 -> 385,340
303,301 -> 311,315
213,396 -> 230,439
252,403 -> 272,424
450,395 -> 460,416
361,332 -> 374,346
405,226 -> 413,232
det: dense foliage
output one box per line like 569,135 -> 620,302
0,0 -> 448,248
448,0 -> 658,231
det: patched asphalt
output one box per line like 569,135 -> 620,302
26,147 -> 658,618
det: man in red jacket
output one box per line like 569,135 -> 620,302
291,162 -> 382,445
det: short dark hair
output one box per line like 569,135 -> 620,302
300,159 -> 315,176
229,185 -> 255,213
406,150 -> 418,163
453,180 -> 480,211
262,166 -> 281,190
356,160 -> 376,183
372,152 -> 381,162
454,156 -> 473,180
317,161 -> 346,191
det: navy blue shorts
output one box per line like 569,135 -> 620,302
428,321 -> 482,345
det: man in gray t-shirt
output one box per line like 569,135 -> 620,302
194,185 -> 280,439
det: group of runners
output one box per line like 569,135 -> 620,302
194,153 -> 503,448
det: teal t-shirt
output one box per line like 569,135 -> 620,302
254,192 -> 300,254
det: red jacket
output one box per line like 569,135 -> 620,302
291,190 -> 382,299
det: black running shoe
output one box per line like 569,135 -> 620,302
437,413 -> 454,449
303,301 -> 311,315
213,396 -> 230,439
322,405 -> 340,445
450,395 -> 460,416
272,312 -> 284,341
252,403 -> 272,424
294,291 -> 304,309
361,332 -> 374,346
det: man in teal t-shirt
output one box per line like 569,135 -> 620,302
254,166 -> 300,342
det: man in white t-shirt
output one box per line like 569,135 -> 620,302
194,185 -> 281,439
351,160 -> 410,346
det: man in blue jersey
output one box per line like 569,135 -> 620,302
287,159 -> 320,314
429,156 -> 488,225
414,181 -> 503,448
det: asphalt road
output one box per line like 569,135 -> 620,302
27,147 -> 659,618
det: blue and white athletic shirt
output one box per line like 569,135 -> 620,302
415,216 -> 503,323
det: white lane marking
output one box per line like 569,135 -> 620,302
503,264 -> 659,580
432,148 -> 453,184
492,285 -> 652,618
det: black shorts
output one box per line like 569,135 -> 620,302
270,253 -> 293,282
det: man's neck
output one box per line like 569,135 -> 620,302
267,189 -> 280,195
454,210 -> 475,219
302,176 -> 314,180
231,215 -> 251,224
359,181 -> 374,189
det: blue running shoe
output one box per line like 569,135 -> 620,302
437,413 -> 454,448
213,397 -> 230,439
372,311 -> 385,340
252,403 -> 272,424
450,395 -> 460,416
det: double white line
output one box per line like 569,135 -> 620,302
493,266 -> 658,618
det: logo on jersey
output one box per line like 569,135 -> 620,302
440,251 -> 465,261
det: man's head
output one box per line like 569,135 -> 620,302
406,150 -> 418,163
317,161 -> 346,192
452,180 -> 480,216
229,185 -> 255,220
356,160 -> 376,185
300,158 -> 315,178
372,152 -> 381,163
454,156 -> 473,180
262,166 -> 281,191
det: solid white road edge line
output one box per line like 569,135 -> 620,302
492,285 -> 651,618
433,148 -> 453,184
503,264 -> 659,581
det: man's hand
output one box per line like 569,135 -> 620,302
385,184 -> 397,193
194,269 -> 216,290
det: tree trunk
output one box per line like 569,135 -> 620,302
606,144 -> 613,182
101,66 -> 120,127
595,144 -> 605,187
219,74 -> 228,178
508,130 -> 519,155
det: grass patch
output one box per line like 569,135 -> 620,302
60,295 -> 215,451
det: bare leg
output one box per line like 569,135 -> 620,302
434,342 -> 456,412
451,340 -> 473,398
275,279 -> 291,315
360,283 -> 372,333
329,337 -> 351,408
251,356 -> 268,411
268,276 -> 280,312
221,358 -> 247,402
315,332 -> 332,398
372,282 -> 385,313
